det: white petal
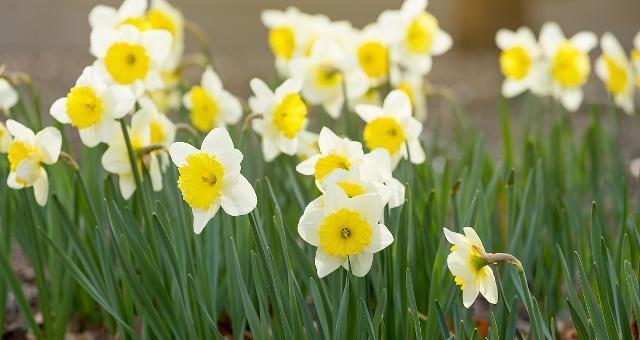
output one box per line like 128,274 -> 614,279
102,145 -> 131,174
432,30 -> 453,55
383,90 -> 412,118
539,22 -> 564,53
202,66 -> 222,95
501,78 -> 528,98
318,127 -> 340,154
169,142 -> 199,167
407,140 -> 425,164
478,267 -> 498,304
443,228 -> 466,246
201,127 -> 234,156
463,227 -> 485,252
355,104 -> 383,122
6,119 -> 35,142
149,157 -> 163,192
401,0 -> 427,14
261,137 -> 280,162
88,5 -> 118,29
278,136 -> 298,155
249,78 -> 274,102
296,155 -> 320,175
90,27 -> 117,58
193,204 -> 220,234
0,79 -> 18,111
347,193 -> 384,224
141,30 -> 173,64
104,85 -> 135,118
50,98 -> 70,123
220,175 -> 256,216
35,127 -> 62,164
571,31 -> 597,53
561,88 -> 583,112
7,172 -> 25,189
323,184 -> 349,213
315,248 -> 345,278
462,281 -> 480,308
119,174 -> 137,199
346,253 -> 374,277
363,224 -> 393,253
275,78 -> 303,99
219,91 -> 243,125
495,29 -> 516,50
15,159 -> 41,185
33,169 -> 49,206
298,208 -> 324,246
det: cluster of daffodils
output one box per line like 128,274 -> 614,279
497,24 -> 640,114
261,0 -> 451,121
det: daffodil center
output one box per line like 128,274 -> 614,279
8,141 -> 37,172
405,12 -> 438,54
66,86 -> 103,128
314,64 -> 343,88
314,154 -> 351,181
272,93 -> 307,138
177,152 -> 225,210
150,120 -> 165,144
603,55 -> 628,95
105,42 -> 151,85
336,180 -> 366,198
357,41 -> 388,78
363,117 -> 405,154
500,45 -> 531,80
190,86 -> 218,132
269,26 -> 295,60
551,41 -> 590,88
318,208 -> 372,257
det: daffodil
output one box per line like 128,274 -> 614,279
101,111 -> 163,199
296,131 -> 320,161
633,32 -> 640,88
137,97 -> 175,169
250,78 -> 308,161
356,90 -> 425,169
391,71 -> 427,120
539,22 -> 596,112
90,25 -> 172,96
296,127 -> 364,186
496,27 -> 548,98
443,227 -> 498,308
169,128 -> 257,234
4,120 -> 61,206
288,37 -> 369,118
50,66 -> 135,147
353,24 -> 393,86
378,0 -> 452,75
0,78 -> 18,112
595,32 -> 635,114
0,121 -> 12,153
89,0 -> 147,31
298,184 -> 393,277
147,0 -> 185,71
184,66 -> 242,132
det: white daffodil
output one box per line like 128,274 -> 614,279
296,127 -> 365,186
184,66 -> 242,132
391,71 -> 427,121
539,22 -> 596,112
352,24 -> 393,86
0,78 -> 19,112
169,128 -> 257,234
5,120 -> 61,206
147,0 -> 185,71
289,37 -> 369,118
296,131 -> 320,161
378,0 -> 452,75
443,227 -> 498,308
356,90 -> 425,169
298,184 -> 393,277
250,78 -> 308,162
496,27 -> 548,98
90,25 -> 172,96
0,121 -> 12,153
261,7 -> 329,76
634,32 -> 640,89
50,66 -> 135,147
101,112 -> 163,199
596,33 -> 635,114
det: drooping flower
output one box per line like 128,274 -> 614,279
298,184 -> 393,277
595,32 -> 635,114
0,78 -> 19,112
539,22 -> 596,112
443,227 -> 498,308
296,127 -> 364,186
288,37 -> 369,118
0,121 -> 12,153
50,66 -> 135,147
356,90 -> 425,169
250,78 -> 308,161
378,0 -> 452,75
101,111 -> 163,199
169,128 -> 257,234
90,24 -> 172,96
496,27 -> 548,98
5,120 -> 61,206
184,66 -> 242,132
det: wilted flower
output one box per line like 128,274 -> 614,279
595,32 -> 635,114
539,22 -> 596,112
356,90 -> 425,169
50,66 -> 135,147
5,120 -> 61,206
0,78 -> 18,112
184,66 -> 242,132
496,27 -> 548,98
169,128 -> 257,234
298,184 -> 393,277
250,78 -> 308,161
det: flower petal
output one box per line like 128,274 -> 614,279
50,98 -> 70,124
169,142 -> 199,167
35,127 -> 62,164
33,169 -> 49,206
220,175 -> 257,216
363,224 -> 394,253
298,208 -> 324,247
346,253 -> 374,277
315,248 -> 345,278
201,127 -> 234,156
192,204 -> 220,234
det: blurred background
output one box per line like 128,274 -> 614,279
0,0 -> 639,152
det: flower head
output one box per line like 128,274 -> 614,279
496,27 -> 548,98
0,78 -> 19,112
595,32 -> 635,114
184,66 -> 242,132
169,128 -> 257,234
250,78 -> 308,161
298,184 -> 393,277
50,66 -> 135,147
443,227 -> 498,308
356,90 -> 425,169
5,120 -> 61,206
539,22 -> 596,112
